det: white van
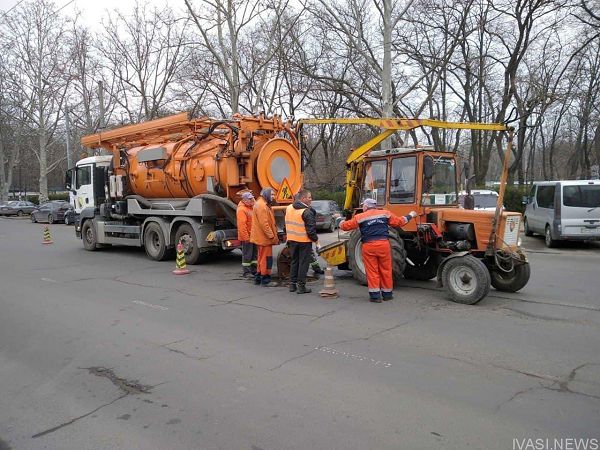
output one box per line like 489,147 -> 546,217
523,180 -> 600,247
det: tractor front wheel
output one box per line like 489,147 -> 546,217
441,255 -> 490,305
490,262 -> 531,293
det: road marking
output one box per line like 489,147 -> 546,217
315,346 -> 392,368
41,278 -> 59,283
132,300 -> 168,311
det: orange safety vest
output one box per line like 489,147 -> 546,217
285,204 -> 311,243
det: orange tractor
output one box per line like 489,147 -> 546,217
303,118 -> 530,305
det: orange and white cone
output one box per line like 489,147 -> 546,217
42,226 -> 53,245
172,242 -> 190,275
319,266 -> 338,298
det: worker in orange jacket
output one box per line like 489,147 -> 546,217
250,188 -> 280,287
340,198 -> 417,303
237,191 -> 257,278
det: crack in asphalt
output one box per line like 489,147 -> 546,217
31,367 -> 154,439
31,393 -> 128,439
499,306 -> 596,326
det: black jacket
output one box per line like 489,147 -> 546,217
293,201 -> 318,242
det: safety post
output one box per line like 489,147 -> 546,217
42,226 -> 53,245
319,266 -> 338,298
172,242 -> 190,275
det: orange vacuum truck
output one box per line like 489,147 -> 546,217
72,112 -> 529,304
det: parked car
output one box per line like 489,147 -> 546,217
312,200 -> 343,232
64,208 -> 77,225
30,201 -> 73,224
0,200 -> 37,216
458,190 -> 501,211
523,180 -> 600,247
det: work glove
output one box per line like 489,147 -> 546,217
409,211 -> 418,218
315,242 -> 321,251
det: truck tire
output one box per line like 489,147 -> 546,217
175,223 -> 202,264
82,220 -> 98,251
545,225 -> 557,248
403,253 -> 438,281
441,255 -> 490,305
144,222 -> 169,261
524,218 -> 533,237
491,262 -> 530,292
347,228 -> 406,287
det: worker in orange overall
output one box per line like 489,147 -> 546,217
340,198 -> 417,303
237,191 -> 257,278
250,188 -> 280,287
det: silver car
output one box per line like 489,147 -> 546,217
0,200 -> 37,216
524,180 -> 600,247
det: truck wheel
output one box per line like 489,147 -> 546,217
524,218 -> 533,237
175,223 -> 202,264
441,255 -> 490,305
82,220 -> 98,251
144,222 -> 168,261
403,253 -> 439,281
347,228 -> 406,286
544,225 -> 557,248
491,262 -> 530,292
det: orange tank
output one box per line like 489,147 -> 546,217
80,112 -> 302,201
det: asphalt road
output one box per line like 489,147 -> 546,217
0,217 -> 599,450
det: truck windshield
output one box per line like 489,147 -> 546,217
563,185 -> 600,208
422,157 -> 457,206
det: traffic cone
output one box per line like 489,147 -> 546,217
42,226 -> 53,245
172,242 -> 190,275
319,266 -> 338,298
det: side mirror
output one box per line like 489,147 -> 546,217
522,196 -> 530,205
423,156 -> 435,178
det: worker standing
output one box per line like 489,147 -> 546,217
236,191 -> 257,278
340,199 -> 417,303
285,189 -> 319,294
250,188 -> 280,287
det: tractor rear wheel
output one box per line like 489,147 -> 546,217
490,262 -> 531,292
347,228 -> 406,287
441,255 -> 490,305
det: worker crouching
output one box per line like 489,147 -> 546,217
250,188 -> 280,287
340,199 -> 417,303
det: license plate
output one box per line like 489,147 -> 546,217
581,227 -> 598,234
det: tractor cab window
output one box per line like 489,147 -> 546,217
421,156 -> 458,206
361,160 -> 387,206
390,156 -> 416,204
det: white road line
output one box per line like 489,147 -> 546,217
41,278 -> 59,283
132,300 -> 169,311
315,346 -> 392,368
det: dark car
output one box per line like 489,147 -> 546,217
31,201 -> 72,224
0,200 -> 37,216
312,200 -> 343,232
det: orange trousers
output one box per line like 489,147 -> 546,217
362,239 -> 393,294
257,245 -> 273,276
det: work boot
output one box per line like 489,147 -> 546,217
288,282 -> 297,292
254,273 -> 262,285
261,275 -> 279,287
242,267 -> 252,278
296,282 -> 312,294
382,291 -> 393,301
369,292 -> 382,303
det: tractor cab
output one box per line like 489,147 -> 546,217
359,147 -> 460,233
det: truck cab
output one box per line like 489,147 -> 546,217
66,155 -> 113,215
